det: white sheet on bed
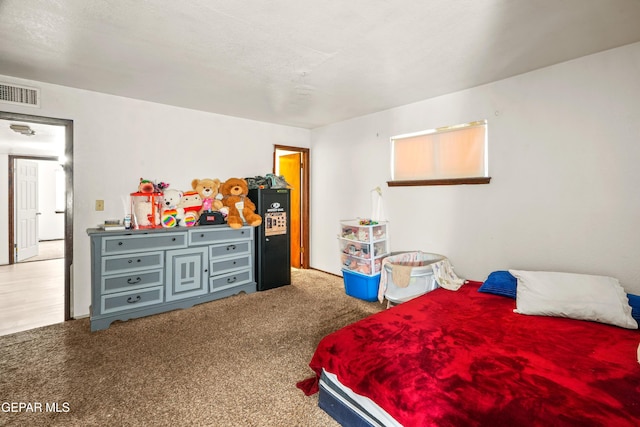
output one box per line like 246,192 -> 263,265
320,369 -> 402,427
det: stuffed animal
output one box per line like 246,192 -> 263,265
191,178 -> 224,215
133,200 -> 155,227
160,188 -> 185,228
178,190 -> 203,227
138,178 -> 156,194
139,178 -> 170,194
220,178 -> 262,229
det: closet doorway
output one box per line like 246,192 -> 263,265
1,111 -> 73,336
274,145 -> 309,269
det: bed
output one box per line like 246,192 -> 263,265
297,272 -> 640,427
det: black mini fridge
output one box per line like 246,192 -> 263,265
249,188 -> 291,291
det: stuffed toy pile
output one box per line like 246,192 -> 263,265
129,177 -> 262,229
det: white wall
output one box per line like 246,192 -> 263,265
0,75 -> 310,317
2,41 -> 639,319
310,42 -> 640,294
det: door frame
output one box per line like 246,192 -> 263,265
3,111 -> 73,321
273,145 -> 309,269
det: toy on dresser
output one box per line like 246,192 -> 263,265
160,188 -> 184,228
192,177 -> 227,225
192,178 -> 224,214
178,190 -> 202,227
220,178 -> 262,229
130,178 -> 162,229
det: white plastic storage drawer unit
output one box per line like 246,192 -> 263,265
339,220 -> 389,276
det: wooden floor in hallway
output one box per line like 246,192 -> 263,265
0,258 -> 65,336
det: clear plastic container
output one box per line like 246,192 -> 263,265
338,220 -> 389,276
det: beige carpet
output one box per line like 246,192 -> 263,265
0,268 -> 384,427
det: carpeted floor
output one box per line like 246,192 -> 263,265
0,268 -> 384,427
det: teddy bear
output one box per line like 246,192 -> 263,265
160,188 -> 185,227
133,199 -> 156,227
191,178 -> 224,215
177,190 -> 203,227
220,178 -> 262,229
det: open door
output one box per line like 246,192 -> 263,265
15,159 -> 39,261
279,153 -> 301,268
274,145 -> 309,269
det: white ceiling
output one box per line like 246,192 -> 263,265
2,0 -> 640,129
0,118 -> 65,154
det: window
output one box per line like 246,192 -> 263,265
389,120 -> 490,186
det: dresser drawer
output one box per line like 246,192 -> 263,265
102,233 -> 186,255
210,269 -> 253,293
101,269 -> 164,294
100,286 -> 164,315
189,227 -> 252,246
210,254 -> 250,275
102,252 -> 164,274
209,241 -> 250,259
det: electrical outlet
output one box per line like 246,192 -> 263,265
95,200 -> 104,211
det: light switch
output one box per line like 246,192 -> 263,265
95,200 -> 104,211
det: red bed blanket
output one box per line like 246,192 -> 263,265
297,281 -> 640,427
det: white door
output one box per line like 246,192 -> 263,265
16,159 -> 39,262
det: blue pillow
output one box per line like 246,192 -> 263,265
627,293 -> 640,325
478,270 -> 517,299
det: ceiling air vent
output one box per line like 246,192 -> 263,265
0,82 -> 40,108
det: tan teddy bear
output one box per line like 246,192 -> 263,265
220,178 -> 262,229
191,178 -> 224,216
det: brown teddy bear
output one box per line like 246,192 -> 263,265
220,178 -> 262,229
191,178 -> 224,216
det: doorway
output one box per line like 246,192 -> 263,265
274,145 -> 309,269
1,111 -> 73,334
11,156 -> 64,263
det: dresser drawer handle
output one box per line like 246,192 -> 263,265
227,276 -> 237,284
127,277 -> 142,284
226,245 -> 236,251
118,242 -> 123,246
172,237 -> 176,241
127,295 -> 141,303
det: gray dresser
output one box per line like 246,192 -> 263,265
87,225 -> 256,331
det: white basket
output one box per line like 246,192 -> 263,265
383,252 -> 445,304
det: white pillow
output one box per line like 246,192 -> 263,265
509,270 -> 637,329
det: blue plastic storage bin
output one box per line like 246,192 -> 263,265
342,269 -> 380,302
